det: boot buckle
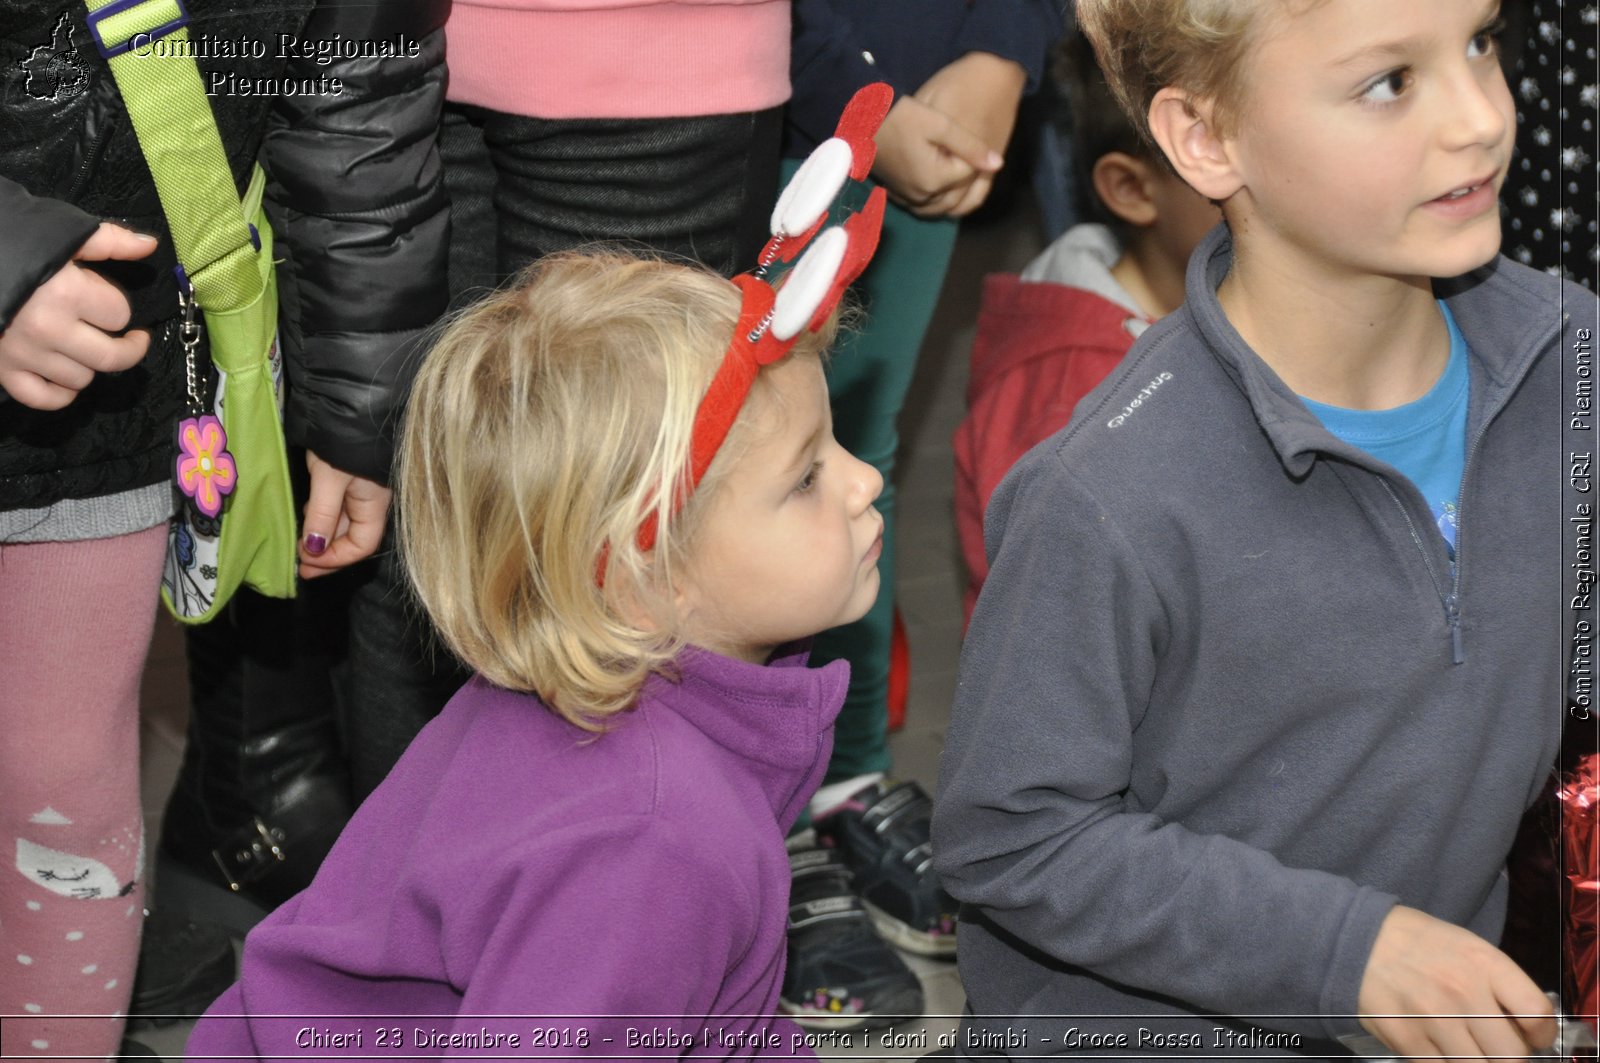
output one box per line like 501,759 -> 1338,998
209,817 -> 287,892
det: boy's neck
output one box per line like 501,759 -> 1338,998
1110,236 -> 1187,320
1217,240 -> 1450,411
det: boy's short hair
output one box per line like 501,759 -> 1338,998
1077,0 -> 1316,145
1053,23 -> 1150,227
396,249 -> 835,728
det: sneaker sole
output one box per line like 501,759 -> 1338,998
780,1002 -> 878,1033
780,986 -> 924,1033
863,900 -> 957,958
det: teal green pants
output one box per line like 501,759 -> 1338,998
781,161 -> 961,784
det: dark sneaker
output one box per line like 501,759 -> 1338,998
127,908 -> 236,1028
812,780 -> 957,957
118,1039 -> 163,1061
780,846 -> 924,1031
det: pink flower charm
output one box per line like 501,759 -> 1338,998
175,415 -> 237,518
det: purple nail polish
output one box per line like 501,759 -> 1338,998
304,533 -> 328,557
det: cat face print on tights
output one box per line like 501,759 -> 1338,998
15,816 -> 140,901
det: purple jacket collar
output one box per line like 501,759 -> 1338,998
641,641 -> 849,828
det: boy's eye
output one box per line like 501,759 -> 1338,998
1468,19 -> 1505,59
1362,69 -> 1410,104
794,461 -> 822,495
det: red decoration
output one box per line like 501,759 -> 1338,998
629,84 -> 891,558
1559,754 -> 1600,1033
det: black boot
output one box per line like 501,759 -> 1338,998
159,582 -> 355,929
128,908 -> 236,1028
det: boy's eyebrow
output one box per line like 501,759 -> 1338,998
1328,0 -> 1501,70
1329,35 -> 1421,69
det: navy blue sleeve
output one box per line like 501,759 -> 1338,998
788,0 -> 1064,155
953,0 -> 1064,94
788,0 -> 913,153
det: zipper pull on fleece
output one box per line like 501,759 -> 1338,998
1445,593 -> 1464,664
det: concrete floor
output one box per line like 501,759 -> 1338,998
130,193 -> 1047,1060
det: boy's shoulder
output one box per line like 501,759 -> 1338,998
1002,298 -> 1243,506
995,247 -> 1588,536
1049,240 -> 1589,459
1014,227 -> 1249,490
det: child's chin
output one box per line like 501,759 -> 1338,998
1434,230 -> 1504,279
841,578 -> 881,627
1468,220 -> 1506,266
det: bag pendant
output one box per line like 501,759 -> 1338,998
173,274 -> 237,520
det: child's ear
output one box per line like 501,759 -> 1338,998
605,561 -> 674,635
1147,89 -> 1242,204
1092,152 -> 1161,227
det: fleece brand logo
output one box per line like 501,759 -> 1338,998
21,13 -> 88,102
1107,371 -> 1174,428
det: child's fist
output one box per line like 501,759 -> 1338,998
1357,905 -> 1556,1063
0,222 -> 156,410
872,95 -> 1000,217
910,51 -> 1027,217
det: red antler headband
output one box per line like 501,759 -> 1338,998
631,82 -> 894,555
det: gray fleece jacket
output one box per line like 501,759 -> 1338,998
933,223 -> 1595,1057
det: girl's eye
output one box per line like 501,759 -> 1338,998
1362,69 -> 1410,104
794,461 -> 822,494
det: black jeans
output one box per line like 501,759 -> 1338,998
442,103 -> 784,299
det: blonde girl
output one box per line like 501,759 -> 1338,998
188,194 -> 897,1052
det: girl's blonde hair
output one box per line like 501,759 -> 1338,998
1076,0 -> 1319,147
396,249 -> 835,728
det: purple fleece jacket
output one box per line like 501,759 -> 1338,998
188,645 -> 845,1061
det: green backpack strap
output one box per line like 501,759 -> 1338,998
83,0 -> 259,311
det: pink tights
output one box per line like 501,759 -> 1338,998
0,526 -> 166,1061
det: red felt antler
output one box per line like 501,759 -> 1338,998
605,84 -> 893,574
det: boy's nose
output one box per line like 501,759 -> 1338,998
1443,67 -> 1512,151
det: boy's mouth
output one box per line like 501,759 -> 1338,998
1423,173 -> 1498,215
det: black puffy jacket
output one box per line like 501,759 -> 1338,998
0,0 -> 449,510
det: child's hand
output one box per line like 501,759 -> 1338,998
910,51 -> 1028,217
1357,905 -> 1556,1062
0,223 -> 156,410
299,450 -> 392,578
872,94 -> 1002,218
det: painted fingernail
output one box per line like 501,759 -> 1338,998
303,533 -> 327,557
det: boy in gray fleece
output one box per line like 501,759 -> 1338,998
932,0 -> 1598,1059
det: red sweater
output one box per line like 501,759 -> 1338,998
954,274 -> 1145,625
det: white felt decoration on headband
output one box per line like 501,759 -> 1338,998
770,138 -> 854,238
770,227 -> 848,341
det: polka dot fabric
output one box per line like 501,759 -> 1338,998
1501,0 -> 1599,291
1,530 -> 167,1060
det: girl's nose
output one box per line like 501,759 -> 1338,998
849,450 -> 884,511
